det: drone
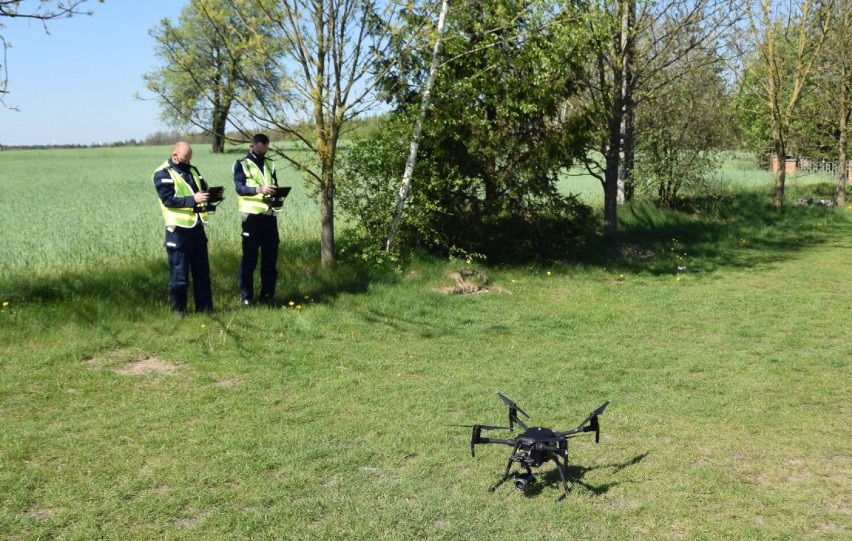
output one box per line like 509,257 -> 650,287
454,393 -> 610,501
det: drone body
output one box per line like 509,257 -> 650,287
459,393 -> 610,501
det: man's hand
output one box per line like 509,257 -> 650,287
257,185 -> 277,196
194,192 -> 210,204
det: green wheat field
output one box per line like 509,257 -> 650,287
0,145 -> 850,539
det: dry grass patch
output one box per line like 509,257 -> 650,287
212,378 -> 243,388
435,268 -> 510,295
83,347 -> 181,376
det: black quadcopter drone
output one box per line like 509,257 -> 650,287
454,393 -> 610,501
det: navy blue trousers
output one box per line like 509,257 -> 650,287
165,225 -> 213,313
239,214 -> 279,301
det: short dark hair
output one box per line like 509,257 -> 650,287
252,134 -> 270,145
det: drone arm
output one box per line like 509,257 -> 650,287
478,437 -> 517,446
470,425 -> 515,457
535,443 -> 568,457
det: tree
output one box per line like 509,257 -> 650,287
217,0 -> 404,266
826,1 -> 852,206
385,0 -> 449,254
634,46 -> 731,207
0,0 -> 102,108
144,0 -> 280,153
340,0 -> 597,262
579,0 -> 738,233
734,0 -> 838,208
805,0 -> 852,206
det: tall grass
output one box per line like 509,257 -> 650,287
0,146 -> 319,279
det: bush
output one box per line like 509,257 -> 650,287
337,116 -> 595,264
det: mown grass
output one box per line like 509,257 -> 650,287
0,147 -> 850,540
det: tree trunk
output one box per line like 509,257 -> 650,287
617,0 -> 635,203
386,0 -> 450,253
837,65 -> 849,207
604,107 -> 622,234
604,154 -> 620,235
211,105 -> 229,154
320,166 -> 336,267
773,137 -> 786,209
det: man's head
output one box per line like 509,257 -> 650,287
250,134 -> 270,156
171,142 -> 193,165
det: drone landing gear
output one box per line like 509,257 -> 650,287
490,441 -> 573,502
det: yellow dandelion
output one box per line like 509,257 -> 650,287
511,279 -> 516,283
288,300 -> 295,306
2,301 -> 8,307
200,324 -> 207,329
303,295 -> 310,300
296,305 -> 302,310
546,271 -> 552,276
676,276 -> 681,282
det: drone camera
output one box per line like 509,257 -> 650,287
513,472 -> 535,492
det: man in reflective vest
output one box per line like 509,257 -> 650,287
153,141 -> 214,316
234,133 -> 282,305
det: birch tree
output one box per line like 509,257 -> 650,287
340,0 -> 597,261
385,0 -> 449,253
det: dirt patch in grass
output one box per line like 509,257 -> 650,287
24,508 -> 56,522
114,356 -> 179,376
213,378 -> 243,388
83,348 -> 181,376
434,269 -> 510,295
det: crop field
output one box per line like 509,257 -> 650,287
0,145 -> 319,278
0,146 -> 850,540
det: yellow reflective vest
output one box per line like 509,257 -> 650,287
237,157 -> 279,215
153,161 -> 208,228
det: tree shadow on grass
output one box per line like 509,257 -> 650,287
571,192 -> 849,275
1,239 -> 380,324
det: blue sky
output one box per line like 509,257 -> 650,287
0,1 -> 183,146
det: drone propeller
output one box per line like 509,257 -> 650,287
447,424 -> 511,431
496,393 -> 530,418
576,400 -> 610,443
496,392 -> 530,430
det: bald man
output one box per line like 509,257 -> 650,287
152,142 -> 214,316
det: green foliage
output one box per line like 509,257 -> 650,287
338,113 -> 596,263
731,69 -> 773,158
144,0 -> 280,151
341,1 -> 598,262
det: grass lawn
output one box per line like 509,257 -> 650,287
0,147 -> 850,539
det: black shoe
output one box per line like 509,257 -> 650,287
175,309 -> 187,319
